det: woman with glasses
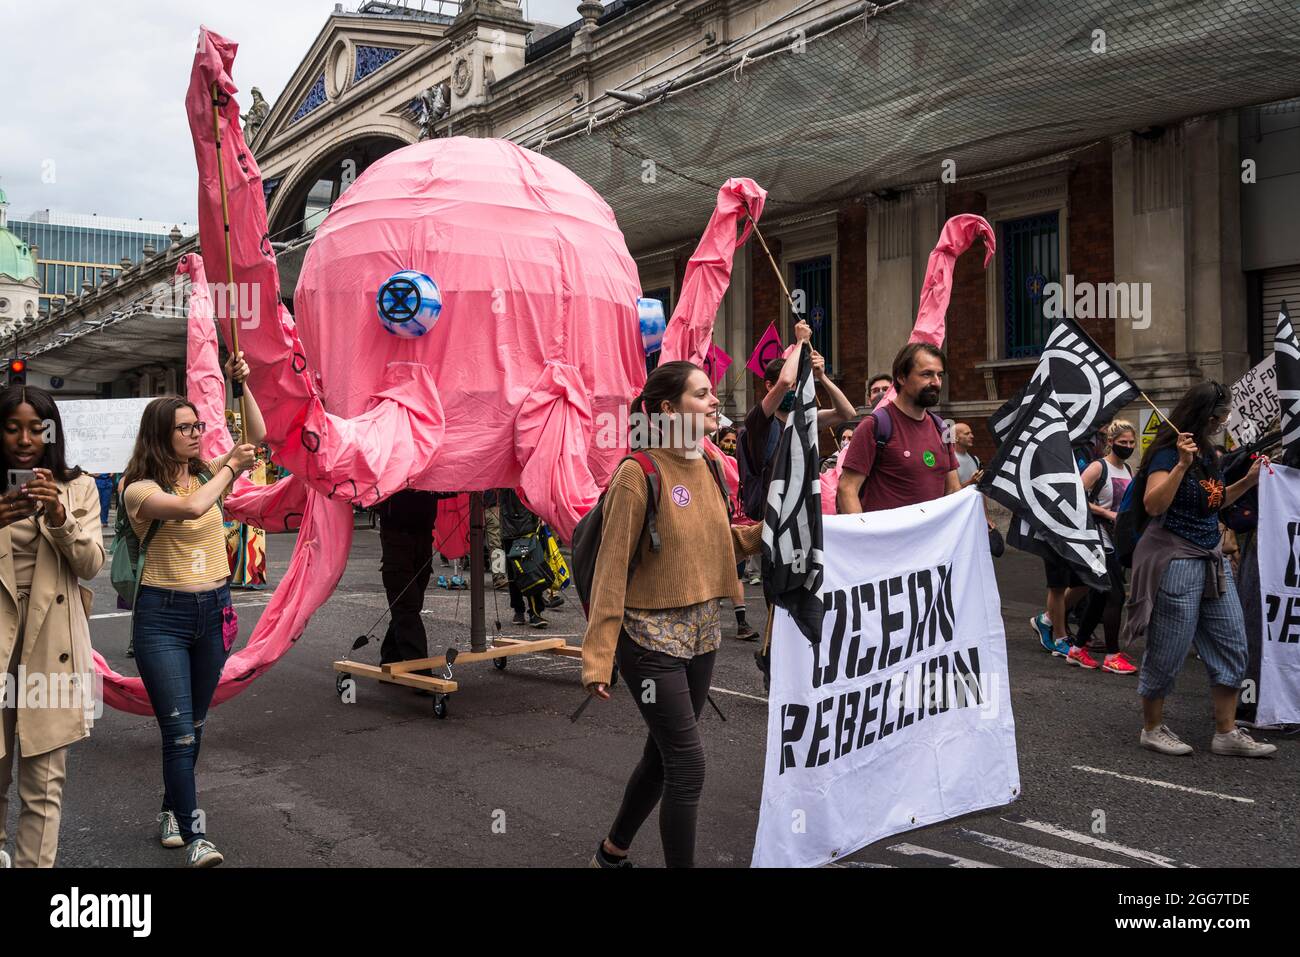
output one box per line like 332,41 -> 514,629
120,352 -> 263,866
1123,382 -> 1276,758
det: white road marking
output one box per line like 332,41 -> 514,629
1002,817 -> 1193,868
887,843 -> 999,868
1072,765 -> 1255,804
827,861 -> 895,868
709,686 -> 769,703
956,829 -> 1123,868
512,653 -> 771,702
90,597 -> 273,620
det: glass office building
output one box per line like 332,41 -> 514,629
6,211 -> 192,314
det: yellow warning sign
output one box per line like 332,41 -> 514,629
1140,408 -> 1164,455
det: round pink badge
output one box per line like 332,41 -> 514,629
671,484 -> 691,507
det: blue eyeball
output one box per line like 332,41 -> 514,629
638,297 -> 666,356
377,270 -> 441,338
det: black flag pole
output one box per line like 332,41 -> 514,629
744,213 -> 843,455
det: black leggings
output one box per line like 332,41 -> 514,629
608,631 -> 714,868
1074,550 -> 1126,654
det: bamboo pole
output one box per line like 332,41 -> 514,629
744,214 -> 844,453
211,82 -> 250,442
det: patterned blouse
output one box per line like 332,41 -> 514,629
623,598 -> 723,659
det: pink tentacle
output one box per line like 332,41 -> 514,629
660,178 -> 768,369
879,214 -> 995,406
187,28 -> 444,506
515,361 -> 597,541
94,489 -> 353,715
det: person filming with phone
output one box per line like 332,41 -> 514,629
0,385 -> 105,868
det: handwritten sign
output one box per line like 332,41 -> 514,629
56,398 -> 156,473
1228,355 -> 1278,447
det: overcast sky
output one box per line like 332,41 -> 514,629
0,0 -> 591,229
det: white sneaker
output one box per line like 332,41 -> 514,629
1140,724 -> 1193,756
157,811 -> 184,848
186,838 -> 224,868
0,849 -> 11,868
1211,727 -> 1278,758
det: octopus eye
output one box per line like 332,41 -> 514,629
638,297 -> 665,356
376,269 -> 441,339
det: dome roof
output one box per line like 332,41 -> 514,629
0,227 -> 38,283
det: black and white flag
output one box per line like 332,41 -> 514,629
1276,301 -> 1300,456
979,380 -> 1108,588
991,316 -> 1139,445
762,342 -> 825,644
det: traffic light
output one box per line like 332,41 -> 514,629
6,358 -> 26,386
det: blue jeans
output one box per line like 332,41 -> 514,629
132,584 -> 232,845
1138,558 -> 1247,700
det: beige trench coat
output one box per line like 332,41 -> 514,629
0,473 -> 105,759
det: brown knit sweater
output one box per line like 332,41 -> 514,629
581,448 -> 764,687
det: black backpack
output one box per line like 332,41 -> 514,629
572,451 -> 731,616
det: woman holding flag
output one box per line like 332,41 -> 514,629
121,352 -> 262,866
582,360 -> 765,868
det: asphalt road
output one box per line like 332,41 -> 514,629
23,524 -> 1298,869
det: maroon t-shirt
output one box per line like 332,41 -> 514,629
839,404 -> 958,512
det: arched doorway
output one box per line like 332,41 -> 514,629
269,135 -> 407,241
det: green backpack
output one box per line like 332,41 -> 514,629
110,468 -> 213,607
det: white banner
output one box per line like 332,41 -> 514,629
752,488 -> 1020,868
1228,355 -> 1277,447
55,397 -> 155,474
1256,464 -> 1300,727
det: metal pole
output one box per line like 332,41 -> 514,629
469,492 -> 486,653
211,81 -> 249,440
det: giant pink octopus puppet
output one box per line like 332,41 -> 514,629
93,27 -> 763,714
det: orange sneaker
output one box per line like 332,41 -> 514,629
1102,652 -> 1137,675
1066,646 -> 1099,669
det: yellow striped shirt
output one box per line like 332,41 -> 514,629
124,459 -> 229,587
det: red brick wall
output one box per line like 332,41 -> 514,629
943,190 -> 991,407
836,202 -> 869,415
1066,144 -> 1116,356
752,234 -> 783,354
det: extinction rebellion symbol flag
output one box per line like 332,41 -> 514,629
990,316 -> 1139,444
980,381 -> 1108,588
1275,301 -> 1300,457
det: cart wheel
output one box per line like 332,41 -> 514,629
432,693 -> 449,719
494,655 -> 508,671
336,672 -> 352,698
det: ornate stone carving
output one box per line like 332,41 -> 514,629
241,87 -> 271,139
452,55 -> 472,95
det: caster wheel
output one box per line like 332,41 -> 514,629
432,693 -> 449,719
494,655 -> 508,671
336,672 -> 352,698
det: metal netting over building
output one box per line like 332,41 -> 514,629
529,0 -> 1300,248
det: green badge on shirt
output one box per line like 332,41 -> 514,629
923,450 -> 936,468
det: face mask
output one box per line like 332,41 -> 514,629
778,391 -> 796,413
1113,444 -> 1135,461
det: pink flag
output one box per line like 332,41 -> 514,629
879,214 -> 995,406
659,178 -> 766,369
747,322 -> 785,377
179,252 -> 231,460
702,343 -> 732,387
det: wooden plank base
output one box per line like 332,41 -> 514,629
333,636 -> 581,696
